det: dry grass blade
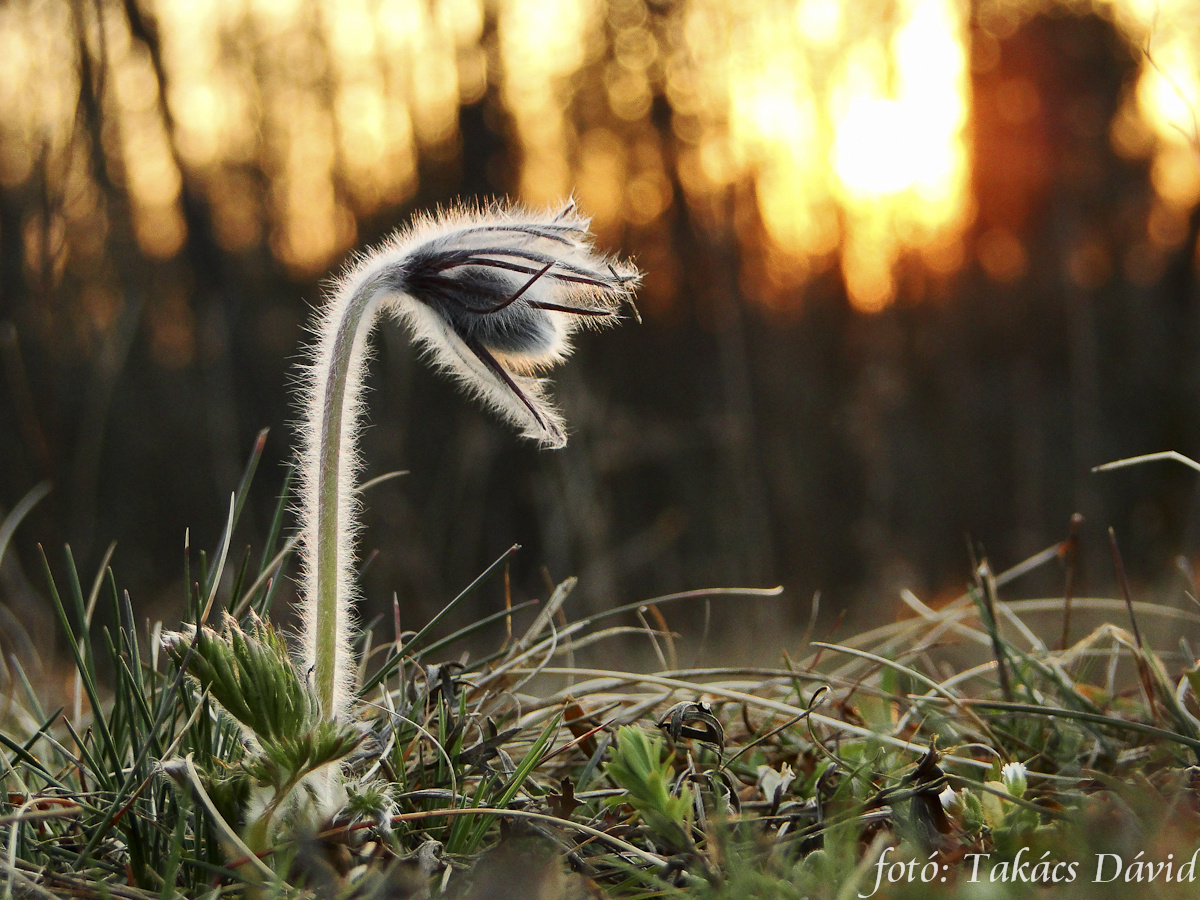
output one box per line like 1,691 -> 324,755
1092,450 -> 1200,473
808,642 -> 997,740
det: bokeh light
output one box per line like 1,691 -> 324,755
0,0 -> 1197,310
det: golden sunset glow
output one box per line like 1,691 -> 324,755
831,0 -> 971,308
1,0 -> 1197,310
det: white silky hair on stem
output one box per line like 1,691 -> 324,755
297,198 -> 640,719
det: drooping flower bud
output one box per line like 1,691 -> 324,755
298,199 -> 640,718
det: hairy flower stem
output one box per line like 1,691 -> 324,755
298,200 -> 638,722
306,278 -> 383,720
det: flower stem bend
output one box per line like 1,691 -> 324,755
297,200 -> 639,719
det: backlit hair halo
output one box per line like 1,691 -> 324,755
297,198 -> 641,717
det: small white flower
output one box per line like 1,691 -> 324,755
756,762 -> 795,805
1000,761 -> 1027,798
938,784 -> 962,813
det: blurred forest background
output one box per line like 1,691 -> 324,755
2,0 -> 1200,659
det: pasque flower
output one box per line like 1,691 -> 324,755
298,199 -> 640,718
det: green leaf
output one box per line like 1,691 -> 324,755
166,613 -> 319,747
604,725 -> 693,849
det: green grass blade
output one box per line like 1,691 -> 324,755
200,495 -> 236,625
0,481 -> 50,568
61,546 -> 98,690
497,711 -> 562,808
158,788 -> 190,900
446,772 -> 497,854
0,710 -> 66,789
226,547 -> 253,617
59,715 -> 109,794
952,698 -> 1200,758
260,466 -> 294,572
457,711 -> 565,854
358,544 -> 521,696
39,547 -> 120,779
809,641 -> 996,741
199,429 -> 269,606
380,599 -> 540,682
8,654 -> 48,725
